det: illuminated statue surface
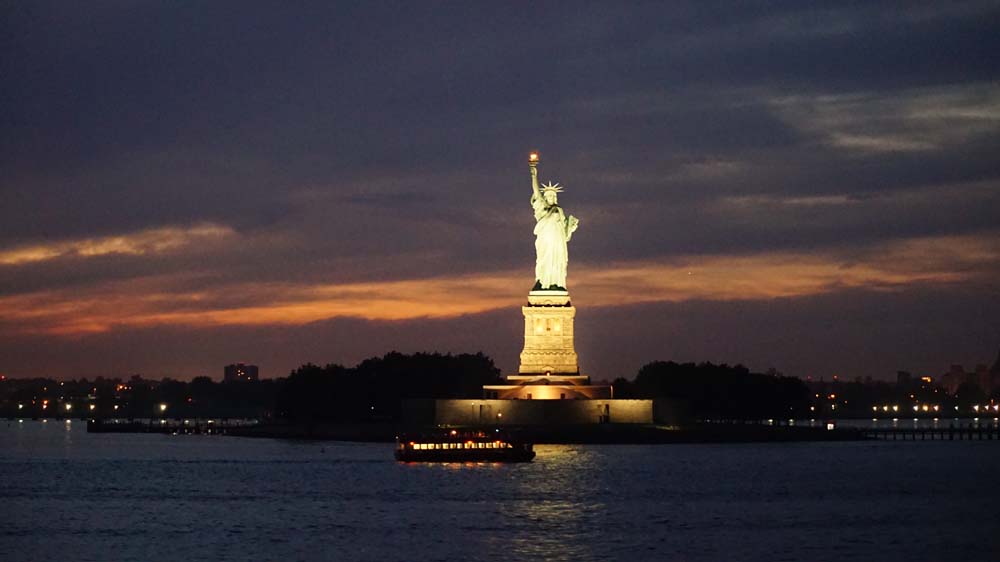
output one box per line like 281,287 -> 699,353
529,163 -> 579,290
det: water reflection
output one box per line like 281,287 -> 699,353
439,461 -> 504,471
395,460 -> 506,471
487,445 -> 604,561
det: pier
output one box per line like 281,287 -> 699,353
862,426 -> 1000,441
86,418 -> 259,435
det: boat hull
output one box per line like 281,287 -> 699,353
394,448 -> 535,463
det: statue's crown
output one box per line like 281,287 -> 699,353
541,181 -> 564,193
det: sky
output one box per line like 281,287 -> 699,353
2,1 -> 999,381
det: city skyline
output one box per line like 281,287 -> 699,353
2,2 -> 999,381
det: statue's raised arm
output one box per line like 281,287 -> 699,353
530,162 -> 541,201
527,153 -> 578,291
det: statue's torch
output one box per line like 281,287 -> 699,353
528,151 -> 539,169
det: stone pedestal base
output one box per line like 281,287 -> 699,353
429,399 -> 654,425
487,288 -> 611,401
484,374 -> 611,400
519,290 -> 578,374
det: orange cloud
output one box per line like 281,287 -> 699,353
0,223 -> 235,266
0,234 -> 995,336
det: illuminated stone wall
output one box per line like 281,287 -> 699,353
433,399 -> 653,425
482,383 -> 612,400
519,292 -> 579,374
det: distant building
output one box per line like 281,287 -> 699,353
940,354 -> 1000,398
940,365 -> 970,395
974,364 -> 990,396
224,363 -> 259,382
991,349 -> 1000,396
896,371 -> 912,386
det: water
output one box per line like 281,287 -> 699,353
2,421 -> 999,562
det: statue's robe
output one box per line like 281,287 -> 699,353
531,194 -> 573,289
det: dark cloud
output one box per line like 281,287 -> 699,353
1,1 -> 998,378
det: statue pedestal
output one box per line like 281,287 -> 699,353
481,289 -> 611,400
519,290 -> 578,374
482,375 -> 611,400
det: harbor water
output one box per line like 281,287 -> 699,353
2,420 -> 999,561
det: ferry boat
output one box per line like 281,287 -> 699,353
395,429 -> 536,463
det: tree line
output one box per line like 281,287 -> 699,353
613,361 -> 812,421
2,352 -> 815,423
274,352 -> 501,422
274,356 -> 813,423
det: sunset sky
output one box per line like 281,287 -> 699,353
2,2 -> 998,381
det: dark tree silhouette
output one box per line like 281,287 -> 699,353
274,352 -> 502,422
628,361 -> 811,421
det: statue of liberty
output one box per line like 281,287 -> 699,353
529,154 -> 579,291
